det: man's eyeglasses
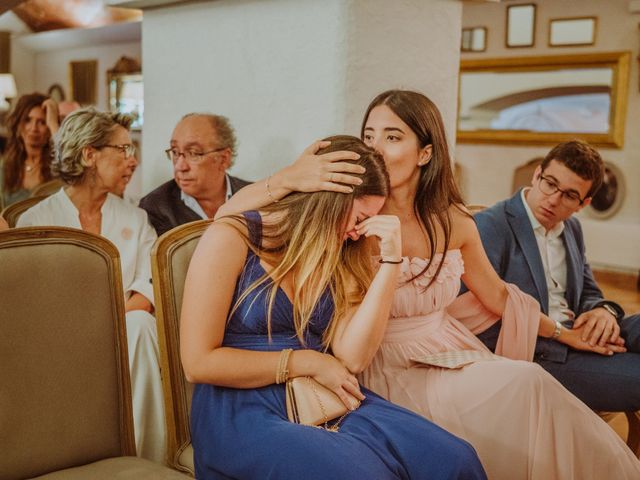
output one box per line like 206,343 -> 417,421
100,144 -> 136,158
537,173 -> 587,208
164,147 -> 227,164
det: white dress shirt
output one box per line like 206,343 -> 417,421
180,174 -> 233,219
18,188 -> 157,305
521,188 -> 574,323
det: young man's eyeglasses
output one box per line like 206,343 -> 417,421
537,173 -> 587,208
100,144 -> 136,158
164,147 -> 227,164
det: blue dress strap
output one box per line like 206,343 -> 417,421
242,210 -> 262,249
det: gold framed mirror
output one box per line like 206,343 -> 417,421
107,56 -> 143,131
457,51 -> 630,148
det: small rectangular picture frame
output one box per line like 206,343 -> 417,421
506,3 -> 536,48
549,17 -> 597,47
461,27 -> 487,52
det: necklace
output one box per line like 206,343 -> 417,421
24,163 -> 37,173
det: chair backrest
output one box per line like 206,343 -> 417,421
1,195 -> 48,227
151,219 -> 212,474
512,157 -> 543,194
466,204 -> 488,215
0,227 -> 136,480
31,178 -> 65,197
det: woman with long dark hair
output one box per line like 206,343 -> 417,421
0,93 -> 59,209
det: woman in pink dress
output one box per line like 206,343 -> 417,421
355,90 -> 640,479
215,90 -> 640,479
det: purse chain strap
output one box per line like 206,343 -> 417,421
307,376 -> 352,432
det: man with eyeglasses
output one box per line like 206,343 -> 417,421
469,140 -> 640,413
139,113 -> 249,236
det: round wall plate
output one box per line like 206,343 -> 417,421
585,161 -> 625,220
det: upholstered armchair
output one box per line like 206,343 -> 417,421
0,227 -> 188,479
30,178 -> 65,197
151,219 -> 213,476
1,195 -> 47,227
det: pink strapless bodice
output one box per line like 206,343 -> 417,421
391,250 -> 464,318
381,250 -> 467,344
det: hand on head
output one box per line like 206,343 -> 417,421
282,140 -> 366,194
41,98 -> 60,136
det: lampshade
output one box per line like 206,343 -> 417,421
0,73 -> 17,99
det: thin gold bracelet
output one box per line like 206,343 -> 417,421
276,348 -> 292,384
266,175 -> 280,203
379,258 -> 403,264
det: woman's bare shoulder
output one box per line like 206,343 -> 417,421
448,204 -> 478,249
197,216 -> 250,260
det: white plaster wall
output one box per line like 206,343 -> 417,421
31,42 -> 141,111
344,0 -> 461,142
10,41 -> 35,95
140,0 -> 461,193
142,0 -> 348,192
458,0 -> 640,270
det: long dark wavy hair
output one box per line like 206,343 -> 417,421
361,89 -> 469,287
3,93 -> 53,193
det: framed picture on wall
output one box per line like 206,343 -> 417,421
461,27 -> 487,52
506,4 -> 536,48
69,60 -> 97,105
549,17 -> 597,47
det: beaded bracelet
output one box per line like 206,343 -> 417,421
275,348 -> 293,384
265,175 -> 280,203
379,258 -> 403,264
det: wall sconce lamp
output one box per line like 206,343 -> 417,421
0,73 -> 17,112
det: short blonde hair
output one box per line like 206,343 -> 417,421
52,108 -> 132,185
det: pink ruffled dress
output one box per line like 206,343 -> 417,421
359,250 -> 640,479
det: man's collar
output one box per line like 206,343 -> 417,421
520,188 -> 564,238
179,174 -> 232,219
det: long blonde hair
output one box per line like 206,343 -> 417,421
227,135 -> 390,347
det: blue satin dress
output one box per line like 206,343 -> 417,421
190,212 -> 486,480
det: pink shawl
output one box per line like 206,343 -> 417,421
447,283 -> 540,361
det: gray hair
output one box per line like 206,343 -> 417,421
181,112 -> 237,165
52,108 -> 132,185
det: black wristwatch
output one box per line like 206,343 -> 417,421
600,303 -> 618,319
594,300 -> 624,322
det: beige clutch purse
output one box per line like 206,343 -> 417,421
285,376 -> 356,431
410,349 -> 497,369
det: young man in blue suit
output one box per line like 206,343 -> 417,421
472,140 -> 640,412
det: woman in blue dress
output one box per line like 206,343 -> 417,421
180,135 -> 486,480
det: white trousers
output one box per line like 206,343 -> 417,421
125,310 -> 166,463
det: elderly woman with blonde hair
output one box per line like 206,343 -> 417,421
17,108 -> 165,463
